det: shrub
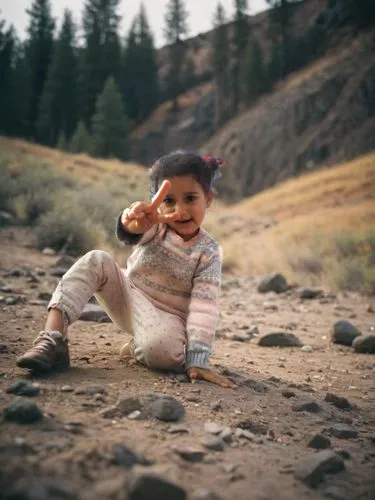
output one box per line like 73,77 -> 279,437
35,198 -> 99,255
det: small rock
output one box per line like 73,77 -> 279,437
172,445 -> 205,462
61,385 -> 74,392
113,443 -> 152,468
204,421 -> 224,435
38,292 -> 52,301
4,399 -> 44,424
126,473 -> 187,500
281,389 -> 296,398
331,320 -> 361,346
226,332 -> 252,342
149,395 -> 185,422
79,304 -> 111,323
203,437 -> 226,451
292,400 -> 323,413
301,345 -> 314,353
294,450 -> 345,488
258,272 -> 288,294
258,332 -> 302,347
234,428 -> 263,443
6,380 -> 40,397
324,393 -> 352,410
219,427 -> 233,443
325,424 -> 359,439
352,335 -> 375,354
167,425 -> 189,434
307,433 -> 331,449
300,288 -> 323,299
128,410 -> 142,420
42,247 -> 56,255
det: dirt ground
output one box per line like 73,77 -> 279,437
1,228 -> 374,500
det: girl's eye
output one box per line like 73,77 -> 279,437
186,195 -> 196,203
164,198 -> 174,205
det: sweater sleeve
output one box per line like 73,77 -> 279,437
185,247 -> 222,370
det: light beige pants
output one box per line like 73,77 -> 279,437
49,250 -> 186,371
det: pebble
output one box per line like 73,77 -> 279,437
203,437 -> 227,451
6,380 -> 40,397
172,445 -> 205,462
204,421 -> 224,435
61,385 -> 74,392
149,395 -> 185,422
301,345 -> 314,353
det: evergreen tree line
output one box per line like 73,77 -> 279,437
0,0 -> 373,160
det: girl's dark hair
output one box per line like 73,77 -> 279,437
149,150 -> 223,196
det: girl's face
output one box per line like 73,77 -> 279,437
158,175 -> 213,241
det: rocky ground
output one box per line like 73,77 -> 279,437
1,228 -> 375,500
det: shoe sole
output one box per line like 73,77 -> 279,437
16,357 -> 70,373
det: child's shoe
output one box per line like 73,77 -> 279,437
16,331 -> 70,373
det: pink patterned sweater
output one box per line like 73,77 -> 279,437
116,218 -> 222,369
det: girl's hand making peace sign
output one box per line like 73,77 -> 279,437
121,180 -> 180,234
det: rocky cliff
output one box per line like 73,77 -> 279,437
206,32 -> 375,200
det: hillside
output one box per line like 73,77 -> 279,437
205,152 -> 375,292
205,31 -> 375,200
131,0 -> 329,166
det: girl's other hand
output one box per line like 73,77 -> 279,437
121,180 -> 181,233
187,367 -> 237,389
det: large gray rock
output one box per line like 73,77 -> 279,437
331,320 -> 361,345
352,334 -> 375,354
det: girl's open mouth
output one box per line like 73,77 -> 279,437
176,219 -> 193,224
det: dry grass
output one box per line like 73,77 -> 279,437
207,153 -> 375,293
1,136 -> 374,292
0,136 -> 148,191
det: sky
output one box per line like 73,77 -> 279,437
0,0 -> 268,48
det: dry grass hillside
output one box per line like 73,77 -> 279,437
206,153 -> 375,293
1,137 -> 374,293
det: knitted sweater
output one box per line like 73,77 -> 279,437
116,217 -> 222,369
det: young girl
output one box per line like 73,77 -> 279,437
17,150 -> 235,389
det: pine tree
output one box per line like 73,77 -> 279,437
0,21 -> 16,135
24,0 -> 55,138
56,131 -> 67,150
164,0 -> 189,109
240,38 -> 267,105
37,9 -> 78,146
69,121 -> 92,154
91,76 -> 129,160
122,3 -> 159,124
266,0 -> 294,78
79,0 -> 121,127
212,3 -> 230,127
232,0 -> 250,111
